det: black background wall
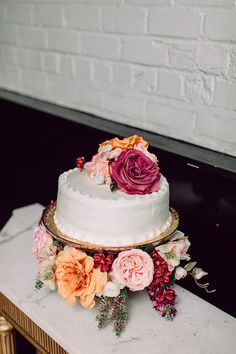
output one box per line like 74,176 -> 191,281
1,97 -> 236,323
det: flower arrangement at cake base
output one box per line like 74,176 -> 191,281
33,221 -> 215,336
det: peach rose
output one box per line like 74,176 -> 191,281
55,247 -> 107,309
99,134 -> 148,151
112,249 -> 154,291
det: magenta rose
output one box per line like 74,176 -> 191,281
109,149 -> 160,194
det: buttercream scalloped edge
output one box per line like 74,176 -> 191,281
58,168 -> 168,204
53,212 -> 172,247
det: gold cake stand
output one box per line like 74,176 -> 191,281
42,201 -> 180,252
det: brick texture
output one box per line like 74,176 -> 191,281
0,0 -> 235,156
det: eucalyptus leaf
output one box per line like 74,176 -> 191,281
184,261 -> 197,272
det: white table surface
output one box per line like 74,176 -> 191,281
0,203 -> 235,354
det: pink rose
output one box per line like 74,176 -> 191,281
109,149 -> 160,194
112,249 -> 154,291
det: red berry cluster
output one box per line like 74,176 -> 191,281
76,156 -> 85,171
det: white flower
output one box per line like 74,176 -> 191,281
94,172 -> 105,184
175,266 -> 187,280
192,267 -> 208,280
100,144 -> 112,153
102,281 -> 121,297
108,148 -> 123,160
156,237 -> 191,271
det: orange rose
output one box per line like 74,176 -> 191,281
99,134 -> 148,151
55,247 -> 107,309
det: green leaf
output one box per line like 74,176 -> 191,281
35,279 -> 43,290
144,243 -> 154,254
120,288 -> 128,298
53,239 -> 60,247
184,261 -> 197,272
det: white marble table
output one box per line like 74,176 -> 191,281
0,203 -> 236,354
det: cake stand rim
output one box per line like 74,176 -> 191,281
42,201 -> 180,252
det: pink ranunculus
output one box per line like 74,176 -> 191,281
109,149 -> 160,195
33,225 -> 57,260
84,151 -> 111,185
112,249 -> 154,291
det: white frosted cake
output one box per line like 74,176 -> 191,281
54,135 -> 172,247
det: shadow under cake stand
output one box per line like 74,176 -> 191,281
42,202 -> 180,252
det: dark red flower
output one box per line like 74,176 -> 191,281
150,250 -> 172,286
156,288 -> 176,302
147,284 -> 177,320
76,156 -> 85,171
94,253 -> 114,272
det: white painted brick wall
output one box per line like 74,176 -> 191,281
149,8 -> 202,38
102,6 -> 146,34
204,10 -> 236,41
17,27 -> 46,49
112,63 -> 132,89
5,3 -> 32,25
75,57 -> 92,82
47,29 -> 80,54
133,67 -> 156,93
121,38 -> 168,66
33,5 -> 64,28
81,33 -> 120,60
0,0 -> 235,156
65,6 -> 100,31
158,71 -> 182,99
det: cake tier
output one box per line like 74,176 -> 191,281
54,168 -> 171,247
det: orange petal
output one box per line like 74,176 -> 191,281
99,134 -> 148,151
93,268 -> 107,294
79,294 -> 95,309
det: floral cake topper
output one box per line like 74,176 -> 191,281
77,134 -> 160,195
